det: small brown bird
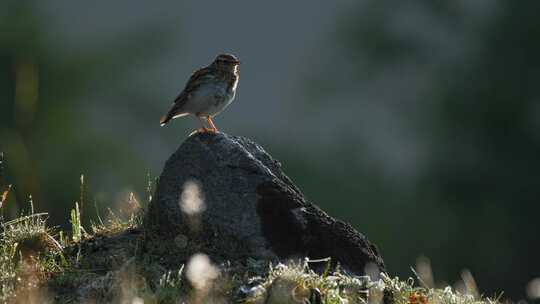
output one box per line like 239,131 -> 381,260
160,53 -> 240,133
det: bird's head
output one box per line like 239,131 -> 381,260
212,53 -> 240,71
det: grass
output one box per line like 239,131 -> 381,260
0,203 -> 64,303
0,175 -> 504,303
0,204 -> 504,303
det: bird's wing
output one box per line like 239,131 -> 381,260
181,67 -> 215,97
160,67 -> 215,125
174,67 -> 215,106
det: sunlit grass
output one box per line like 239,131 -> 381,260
241,260 -> 503,304
90,192 -> 143,235
0,204 -> 64,302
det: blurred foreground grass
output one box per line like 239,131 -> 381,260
0,186 -> 503,304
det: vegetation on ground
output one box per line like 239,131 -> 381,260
0,181 -> 503,304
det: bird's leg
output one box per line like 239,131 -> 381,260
207,117 -> 219,133
196,117 -> 213,133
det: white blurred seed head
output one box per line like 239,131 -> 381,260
180,180 -> 205,215
460,269 -> 479,299
415,256 -> 435,288
364,262 -> 380,281
186,253 -> 219,290
527,278 -> 540,299
131,297 -> 144,304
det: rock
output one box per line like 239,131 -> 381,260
143,132 -> 385,274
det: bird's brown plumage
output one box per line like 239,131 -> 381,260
160,67 -> 215,125
160,53 -> 240,127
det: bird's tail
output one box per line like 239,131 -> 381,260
159,114 -> 171,126
160,111 -> 189,126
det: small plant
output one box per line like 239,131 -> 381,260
153,266 -> 185,302
70,202 -> 83,242
91,192 -> 143,235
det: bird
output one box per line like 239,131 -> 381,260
160,53 -> 240,133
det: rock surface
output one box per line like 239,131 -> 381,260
143,132 -> 385,274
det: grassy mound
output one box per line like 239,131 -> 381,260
0,200 -> 503,304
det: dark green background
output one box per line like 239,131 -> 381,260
1,1 -> 539,301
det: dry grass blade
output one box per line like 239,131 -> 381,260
0,185 -> 12,208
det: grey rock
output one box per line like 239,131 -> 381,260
143,132 -> 385,274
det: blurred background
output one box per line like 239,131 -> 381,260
1,0 -> 539,301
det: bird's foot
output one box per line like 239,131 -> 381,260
189,128 -> 218,136
200,127 -> 219,133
